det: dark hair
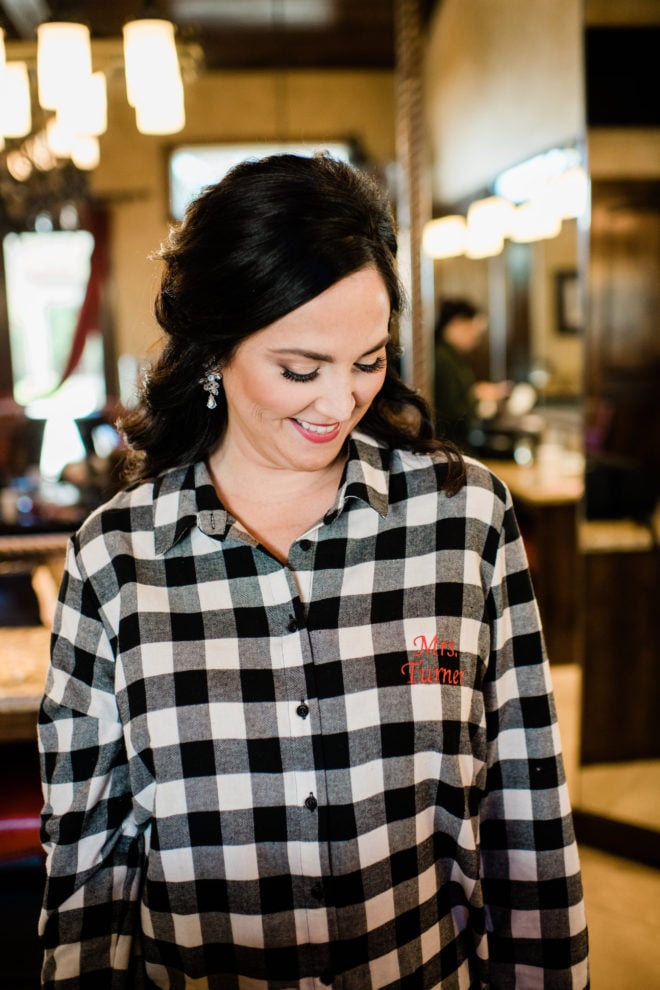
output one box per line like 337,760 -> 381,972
121,153 -> 464,492
436,298 -> 481,338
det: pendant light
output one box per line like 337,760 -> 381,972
422,216 -> 467,259
1,62 -> 32,138
37,21 -> 93,110
123,18 -> 186,134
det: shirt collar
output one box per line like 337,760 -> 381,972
153,461 -> 226,556
333,430 -> 390,520
152,429 -> 391,556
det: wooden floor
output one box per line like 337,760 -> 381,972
552,663 -> 660,988
580,846 -> 660,988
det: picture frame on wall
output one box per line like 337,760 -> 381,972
555,269 -> 583,335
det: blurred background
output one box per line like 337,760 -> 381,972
0,1 -> 658,986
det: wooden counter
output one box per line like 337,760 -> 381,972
484,460 -> 583,664
484,459 -> 584,507
0,627 -> 50,742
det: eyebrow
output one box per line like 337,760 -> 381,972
270,334 -> 390,363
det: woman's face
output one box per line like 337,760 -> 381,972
218,266 -> 391,475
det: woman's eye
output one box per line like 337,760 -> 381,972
281,367 -> 319,382
355,356 -> 387,374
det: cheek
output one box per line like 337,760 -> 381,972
357,370 -> 387,406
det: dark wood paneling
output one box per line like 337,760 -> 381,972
580,547 -> 660,764
585,180 -> 660,511
513,499 -> 581,665
0,0 -> 397,69
586,28 -> 660,127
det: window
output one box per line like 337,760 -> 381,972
168,141 -> 353,220
2,230 -> 106,478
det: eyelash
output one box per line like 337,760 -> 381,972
281,356 -> 386,383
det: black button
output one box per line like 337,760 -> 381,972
304,793 -> 318,812
287,615 -> 298,632
299,539 -> 312,551
296,702 -> 309,719
320,968 -> 334,985
310,882 -> 324,901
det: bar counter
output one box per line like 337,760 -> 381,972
484,459 -> 583,664
0,627 -> 51,742
0,532 -> 68,741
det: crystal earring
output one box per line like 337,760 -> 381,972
199,366 -> 222,409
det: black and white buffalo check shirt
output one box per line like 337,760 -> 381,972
39,430 -> 589,989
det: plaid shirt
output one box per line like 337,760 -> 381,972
39,431 -> 588,989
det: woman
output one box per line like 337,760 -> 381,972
39,154 -> 588,988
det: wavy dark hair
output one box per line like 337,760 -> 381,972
121,153 -> 464,492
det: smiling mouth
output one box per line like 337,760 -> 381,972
295,419 -> 339,435
290,418 -> 342,444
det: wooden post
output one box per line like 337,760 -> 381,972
394,0 -> 434,399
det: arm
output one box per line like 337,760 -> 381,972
479,494 -> 589,988
39,539 -> 147,989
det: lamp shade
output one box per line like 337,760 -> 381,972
1,62 -> 32,138
465,196 -> 513,258
57,71 -> 108,137
123,19 -> 181,108
509,200 -> 562,243
546,165 -> 589,220
422,216 -> 467,259
133,69 -> 186,135
37,22 -> 93,110
71,135 -> 100,171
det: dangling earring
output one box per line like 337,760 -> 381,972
199,366 -> 223,409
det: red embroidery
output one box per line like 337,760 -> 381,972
411,635 -> 457,659
401,659 -> 466,686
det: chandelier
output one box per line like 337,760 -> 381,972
0,17 -> 197,173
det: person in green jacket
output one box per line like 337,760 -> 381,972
433,298 -> 508,450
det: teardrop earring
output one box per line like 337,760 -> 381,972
199,366 -> 223,409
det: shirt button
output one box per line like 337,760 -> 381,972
299,539 -> 312,551
304,793 -> 318,812
320,968 -> 334,986
310,882 -> 324,901
296,702 -> 309,719
287,615 -> 298,632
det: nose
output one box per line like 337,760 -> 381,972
313,373 -> 357,421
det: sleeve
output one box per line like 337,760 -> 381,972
479,492 -> 589,989
38,539 -> 148,989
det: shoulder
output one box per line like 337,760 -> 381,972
391,445 -> 508,498
71,462 -> 197,571
75,477 -> 158,545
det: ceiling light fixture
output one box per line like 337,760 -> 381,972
123,18 -> 186,135
1,14 -> 190,175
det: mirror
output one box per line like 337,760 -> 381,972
575,17 -> 660,864
423,0 -> 659,863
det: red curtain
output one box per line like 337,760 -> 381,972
57,206 -> 110,388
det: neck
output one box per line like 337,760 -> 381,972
207,441 -> 347,507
